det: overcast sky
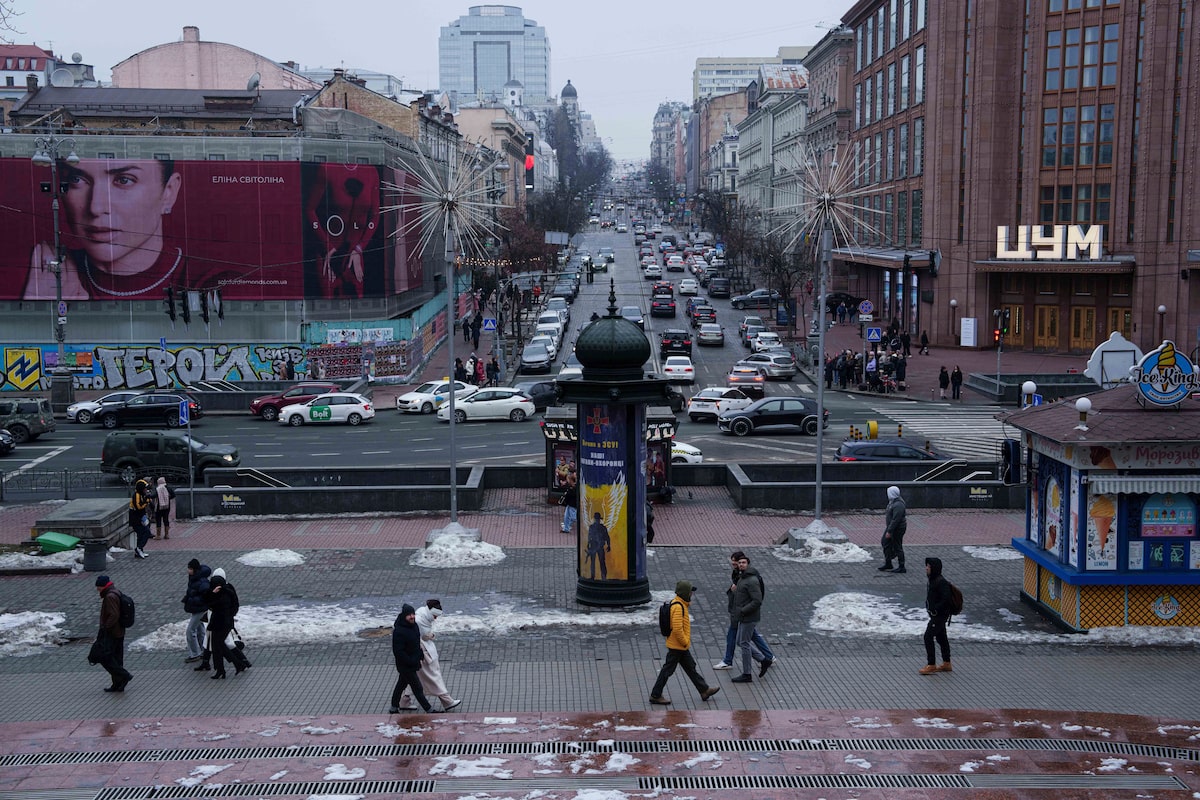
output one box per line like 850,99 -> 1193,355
13,0 -> 831,160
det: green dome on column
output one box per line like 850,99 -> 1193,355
574,279 -> 650,381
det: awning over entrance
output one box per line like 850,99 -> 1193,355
1088,475 -> 1200,494
973,257 -> 1135,273
832,247 -> 932,269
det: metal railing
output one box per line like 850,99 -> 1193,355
0,468 -> 112,501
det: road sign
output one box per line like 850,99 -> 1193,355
177,399 -> 190,426
858,314 -> 874,322
858,300 -> 874,315
866,327 -> 883,343
482,318 -> 498,332
57,301 -> 67,316
160,337 -> 167,352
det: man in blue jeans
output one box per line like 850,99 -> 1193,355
713,551 -> 775,672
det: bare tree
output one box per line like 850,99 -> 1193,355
0,1 -> 21,44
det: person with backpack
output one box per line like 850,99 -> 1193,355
128,478 -> 153,559
153,477 -> 176,540
182,558 -> 211,665
91,575 -> 133,692
714,551 -> 775,672
649,580 -> 720,706
919,557 -> 956,675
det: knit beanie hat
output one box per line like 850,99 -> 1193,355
401,603 -> 415,617
95,574 -> 111,587
187,558 -> 201,571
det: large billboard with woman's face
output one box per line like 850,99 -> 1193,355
0,157 -> 423,301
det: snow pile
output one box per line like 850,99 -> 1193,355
237,549 -> 306,567
411,524 -> 506,568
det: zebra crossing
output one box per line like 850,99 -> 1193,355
861,403 -> 1014,462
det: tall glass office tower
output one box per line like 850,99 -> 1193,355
439,6 -> 551,106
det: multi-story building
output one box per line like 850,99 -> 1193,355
688,90 -> 748,198
842,0 -> 1199,355
0,45 -> 98,125
439,5 -> 552,107
692,48 -> 810,101
735,66 -> 810,214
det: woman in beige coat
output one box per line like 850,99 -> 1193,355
399,599 -> 462,711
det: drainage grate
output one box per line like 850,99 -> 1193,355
2,736 -> 1197,769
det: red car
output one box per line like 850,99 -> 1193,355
249,382 -> 342,421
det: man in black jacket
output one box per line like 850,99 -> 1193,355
92,575 -> 132,692
389,604 -> 435,714
182,559 -> 210,664
920,557 -> 954,675
729,555 -> 769,683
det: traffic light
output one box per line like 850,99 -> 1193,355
180,291 -> 191,326
164,287 -> 176,322
994,328 -> 1001,344
199,290 -> 210,324
524,133 -> 535,191
1001,309 -> 1011,335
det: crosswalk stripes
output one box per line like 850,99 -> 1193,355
862,404 -> 1013,462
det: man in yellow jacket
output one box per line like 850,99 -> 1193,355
649,580 -> 721,705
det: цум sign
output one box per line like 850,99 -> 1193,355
1132,341 -> 1199,407
995,225 -> 1104,260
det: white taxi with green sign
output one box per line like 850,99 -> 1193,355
278,393 -> 375,426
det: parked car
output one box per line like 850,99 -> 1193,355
249,382 -> 342,421
726,365 -> 767,399
823,291 -> 868,315
717,397 -> 828,437
834,438 -> 948,462
545,297 -> 572,325
97,392 -> 202,430
741,324 -> 766,348
557,351 -> 584,381
738,316 -> 765,338
696,323 -> 725,347
396,379 -> 477,413
731,288 -> 783,310
514,380 -> 559,411
67,391 -> 141,424
0,428 -> 14,456
279,392 -> 375,427
520,343 -> 554,374
736,351 -> 798,380
436,388 -> 535,423
687,386 -> 754,422
100,430 -> 239,483
530,334 -> 559,361
659,329 -> 693,357
650,295 -> 677,318
0,396 -> 57,443
662,356 -> 695,383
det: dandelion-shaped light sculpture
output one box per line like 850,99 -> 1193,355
767,144 -> 885,531
383,146 -> 509,522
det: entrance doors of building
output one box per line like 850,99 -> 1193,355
1069,306 -> 1097,352
1034,305 -> 1060,350
1107,308 -> 1132,341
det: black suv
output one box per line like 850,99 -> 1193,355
659,329 -> 693,357
97,392 -> 203,429
100,430 -> 239,483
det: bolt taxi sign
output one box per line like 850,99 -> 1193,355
1132,341 -> 1199,407
308,403 -> 333,422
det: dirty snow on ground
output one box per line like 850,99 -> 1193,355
175,764 -> 233,788
963,545 -> 1023,560
0,548 -> 85,572
0,611 -> 69,657
237,549 -> 306,567
410,523 -> 506,568
772,537 -> 872,563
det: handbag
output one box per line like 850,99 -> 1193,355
225,627 -> 245,651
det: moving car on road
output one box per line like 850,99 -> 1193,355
717,397 -> 828,437
0,428 -> 14,455
620,306 -> 646,329
731,288 -> 783,310
834,438 -> 948,462
678,278 -> 699,296
436,388 -> 535,423
279,392 -> 375,426
514,380 -> 558,411
659,329 -> 693,357
396,379 -> 478,413
650,295 -> 677,318
687,386 -> 754,422
97,392 -> 203,430
696,323 -> 725,347
0,396 -> 57,443
67,391 -> 140,424
671,441 -> 703,464
249,382 -> 342,421
736,351 -> 798,380
751,331 -> 784,352
662,356 -> 695,383
725,365 -> 767,399
100,430 -> 239,483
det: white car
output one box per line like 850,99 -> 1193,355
687,386 -> 754,422
671,441 -> 703,464
678,278 -> 700,296
279,393 -> 375,426
640,255 -> 657,269
662,356 -> 695,383
530,334 -> 558,360
67,391 -> 141,424
436,388 -> 535,423
396,379 -> 478,414
752,331 -> 783,352
643,264 -> 663,279
616,223 -> 628,233
558,351 -> 583,381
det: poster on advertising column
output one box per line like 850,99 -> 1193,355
579,403 -> 628,582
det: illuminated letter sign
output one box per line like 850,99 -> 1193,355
996,225 -> 1104,261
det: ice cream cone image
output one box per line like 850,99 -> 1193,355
1090,495 -> 1116,552
1157,342 -> 1177,393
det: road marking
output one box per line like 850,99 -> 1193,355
360,450 -> 391,455
411,448 -> 442,453
1,445 -> 73,480
310,452 -> 340,456
255,454 -> 284,458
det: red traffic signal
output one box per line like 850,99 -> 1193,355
993,328 -> 1001,343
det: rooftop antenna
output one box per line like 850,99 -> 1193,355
246,71 -> 261,94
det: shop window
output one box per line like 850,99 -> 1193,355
1132,493 -> 1198,572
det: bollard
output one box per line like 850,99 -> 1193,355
931,388 -> 936,402
897,423 -> 903,438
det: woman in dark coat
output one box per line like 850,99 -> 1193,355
205,575 -> 237,679
389,604 -> 433,713
938,366 -> 950,400
950,366 -> 964,400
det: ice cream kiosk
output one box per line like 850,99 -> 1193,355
1004,342 -> 1200,631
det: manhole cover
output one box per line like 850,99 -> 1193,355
453,660 -> 497,672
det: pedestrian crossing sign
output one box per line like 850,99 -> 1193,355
482,318 -> 498,332
866,327 -> 882,342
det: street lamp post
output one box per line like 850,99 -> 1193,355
32,136 -> 80,412
949,298 -> 958,340
1157,304 -> 1167,343
489,160 -> 510,381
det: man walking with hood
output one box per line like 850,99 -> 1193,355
91,575 -> 132,692
730,554 -> 769,683
389,604 -> 436,714
878,485 -> 908,573
649,581 -> 721,705
920,557 -> 955,675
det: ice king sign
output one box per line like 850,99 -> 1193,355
996,225 -> 1104,260
1131,341 -> 1200,407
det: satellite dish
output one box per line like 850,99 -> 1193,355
50,68 -> 74,88
71,52 -> 82,64
246,72 -> 261,92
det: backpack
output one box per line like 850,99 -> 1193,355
117,591 -> 136,628
947,581 -> 964,615
658,600 -> 678,636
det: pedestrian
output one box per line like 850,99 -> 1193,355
824,354 -> 835,390
645,499 -> 656,544
900,330 -> 911,357
462,314 -> 472,342
951,366 -> 963,400
153,476 -> 175,539
389,603 -> 437,714
938,366 -> 950,400
474,357 -> 486,386
878,485 -> 908,573
649,580 -> 722,705
453,357 -> 467,384
129,478 -> 153,559
837,302 -> 847,325
894,354 -> 907,388
90,575 -> 132,692
465,354 -> 478,385
485,357 -> 498,387
920,330 -> 930,355
919,557 -> 955,675
471,315 -> 482,351
560,471 -> 579,533
398,599 -> 462,712
729,554 -> 769,683
182,558 -> 211,665
714,550 -> 775,671
205,573 -> 238,679
585,512 -> 611,579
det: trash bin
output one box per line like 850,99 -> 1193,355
35,531 -> 81,554
82,539 -> 108,572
